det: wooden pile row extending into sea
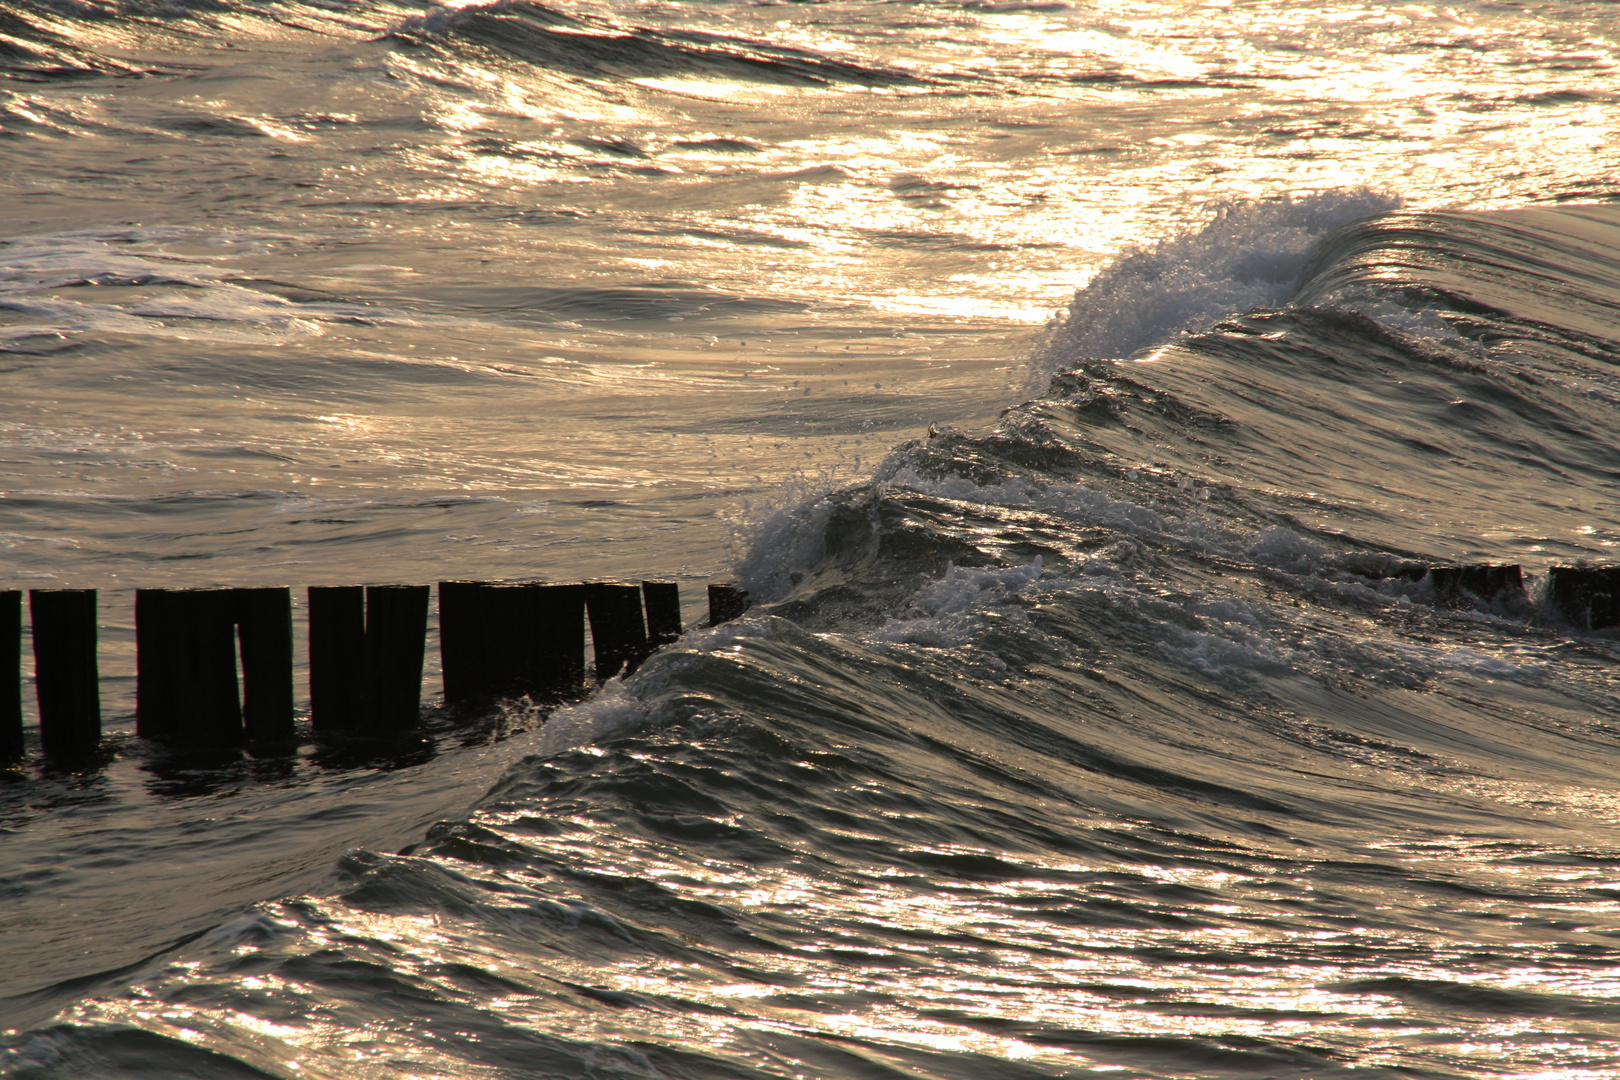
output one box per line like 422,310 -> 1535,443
0,580 -> 750,766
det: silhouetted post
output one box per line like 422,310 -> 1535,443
438,580 -> 485,710
135,589 -> 178,742
1,591 -> 21,763
363,584 -> 429,733
171,589 -> 243,749
441,581 -> 533,707
1430,564 -> 1524,608
707,583 -> 749,626
136,588 -> 244,748
29,589 -> 99,763
586,582 -> 648,681
642,581 -> 682,648
535,583 -> 586,702
442,580 -> 587,711
483,583 -> 538,702
237,587 -> 295,743
309,585 -> 365,733
1546,566 -> 1620,631
505,582 -> 590,703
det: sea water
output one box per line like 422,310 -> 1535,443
3,0 -> 1620,1075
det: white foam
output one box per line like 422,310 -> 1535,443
1305,286 -> 1488,360
869,559 -> 1042,648
733,483 -> 840,604
1245,525 -> 1330,575
532,616 -> 776,756
1028,189 -> 1401,390
1163,622 -> 1298,679
535,679 -> 653,757
877,459 -> 1240,553
387,0 -> 521,38
0,230 -> 444,345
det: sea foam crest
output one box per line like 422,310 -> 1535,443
869,558 -> 1043,650
0,231 -> 390,344
1028,188 -> 1401,389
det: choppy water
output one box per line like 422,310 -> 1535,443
3,0 -> 1620,1075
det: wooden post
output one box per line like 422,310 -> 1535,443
586,582 -> 647,681
237,587 -> 295,743
173,589 -> 243,749
1430,564 -> 1524,608
1546,566 -> 1620,631
534,583 -> 586,703
135,589 -> 178,742
481,583 -> 536,702
437,580 -> 485,710
363,584 -> 429,733
1,590 -> 20,763
641,581 -> 682,648
442,581 -> 587,710
309,585 -> 364,733
136,588 -> 243,748
29,589 -> 100,763
707,583 -> 749,626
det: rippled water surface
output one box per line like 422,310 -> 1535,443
3,0 -> 1620,1075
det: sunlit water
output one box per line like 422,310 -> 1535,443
3,0 -> 1620,1075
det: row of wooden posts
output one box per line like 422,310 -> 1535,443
3,563 -> 1616,766
1,581 -> 750,765
1407,562 -> 1620,629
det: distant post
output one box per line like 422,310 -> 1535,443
362,584 -> 429,733
641,581 -> 682,648
135,588 -> 178,742
1,591 -> 21,762
1547,566 -> 1620,631
482,583 -> 540,702
437,580 -> 485,710
1429,564 -> 1524,609
135,588 -> 243,749
442,580 -> 587,708
585,582 -> 648,681
30,589 -> 100,763
309,585 -> 365,733
237,587 -> 295,743
707,583 -> 749,626
535,583 -> 586,702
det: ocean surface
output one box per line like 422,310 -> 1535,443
3,0 -> 1620,1075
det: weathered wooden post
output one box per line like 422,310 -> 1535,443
440,581 -> 588,709
437,579 -> 485,710
482,583 -> 538,702
1,590 -> 21,763
1546,566 -> 1620,631
586,582 -> 648,681
182,589 -> 244,749
1430,564 -> 1524,608
535,583 -> 586,702
29,589 -> 100,762
309,585 -> 364,733
707,583 -> 749,626
237,587 -> 295,743
641,581 -> 682,648
134,588 -> 177,741
135,588 -> 243,748
362,584 -> 429,733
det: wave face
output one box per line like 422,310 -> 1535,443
0,0 -> 924,85
9,205 -> 1620,1079
392,1 -> 928,87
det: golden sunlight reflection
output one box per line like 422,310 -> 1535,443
331,0 -> 1620,341
82,824 -> 1620,1078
